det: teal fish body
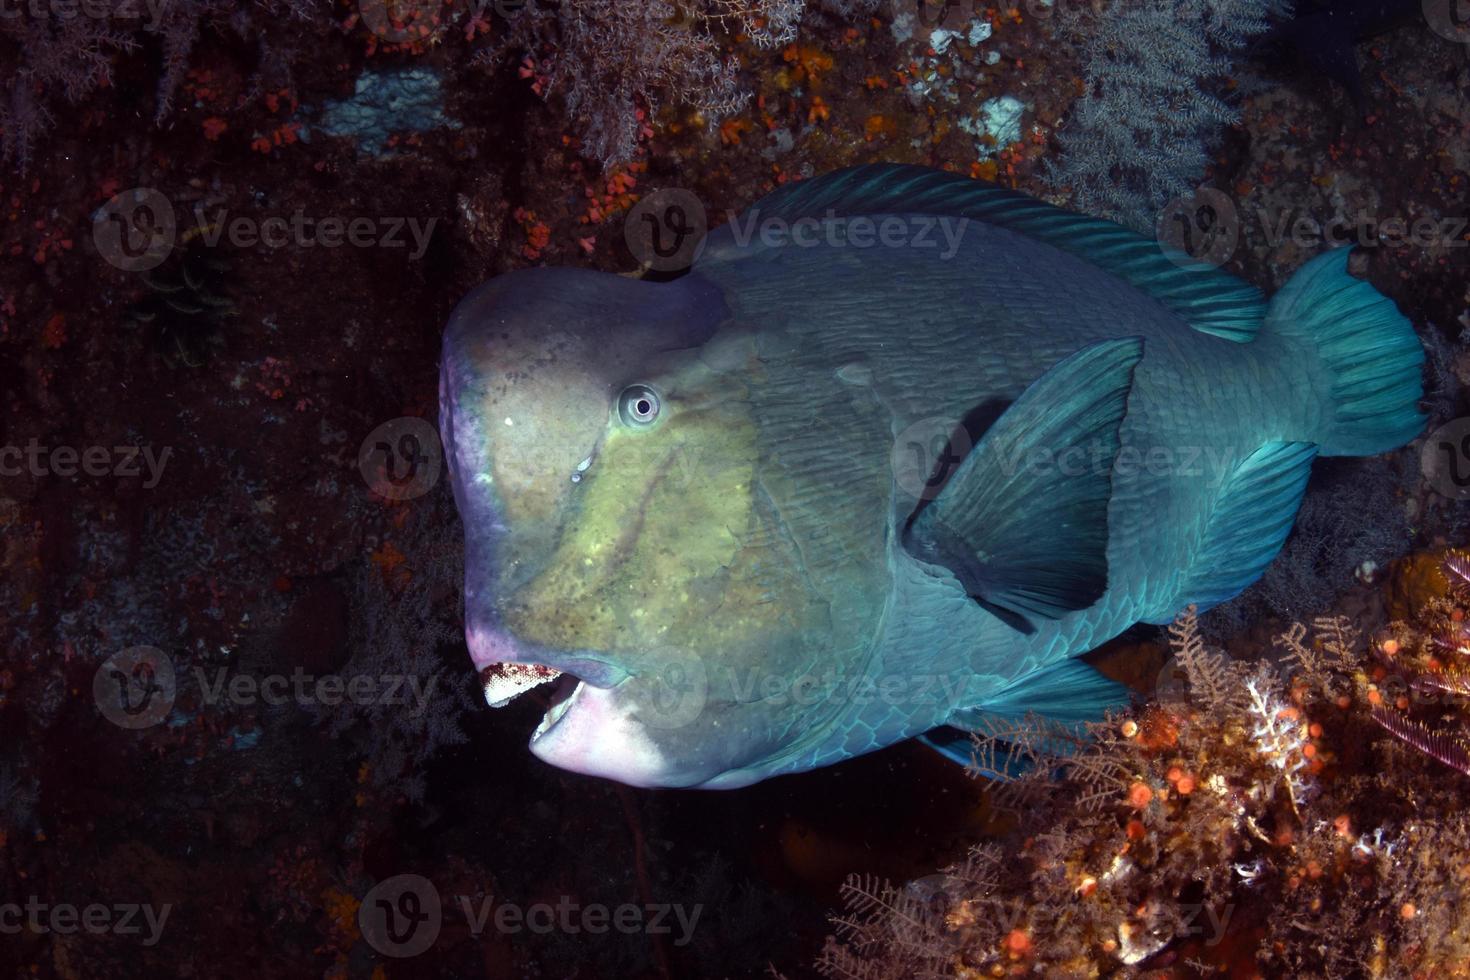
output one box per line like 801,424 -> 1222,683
440,165 -> 1424,788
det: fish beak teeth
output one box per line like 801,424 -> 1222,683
480,662 -> 562,708
480,662 -> 584,740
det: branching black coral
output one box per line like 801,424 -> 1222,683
485,0 -> 877,167
1045,0 -> 1290,231
1168,603 -> 1244,711
819,873 -> 960,980
0,13 -> 137,171
2,0 -> 325,172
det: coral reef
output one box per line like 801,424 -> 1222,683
817,557 -> 1470,977
483,0 -> 884,166
304,66 -> 460,157
0,0 -> 1466,975
323,490 -> 477,805
0,0 -> 326,172
1046,0 -> 1290,232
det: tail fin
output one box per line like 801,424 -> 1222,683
1263,248 -> 1425,456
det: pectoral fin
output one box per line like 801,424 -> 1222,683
920,658 -> 1135,777
1147,439 -> 1318,622
955,657 -> 1135,726
902,337 -> 1143,630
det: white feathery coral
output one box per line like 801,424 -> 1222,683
1244,675 -> 1313,808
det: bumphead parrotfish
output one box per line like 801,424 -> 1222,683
439,165 -> 1424,788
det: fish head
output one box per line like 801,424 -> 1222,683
441,267 -> 884,788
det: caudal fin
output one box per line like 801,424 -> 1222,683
1263,248 -> 1425,456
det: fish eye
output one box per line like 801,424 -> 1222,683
617,384 -> 661,428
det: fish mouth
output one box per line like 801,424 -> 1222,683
469,619 -> 635,744
479,649 -> 709,787
478,661 -> 602,744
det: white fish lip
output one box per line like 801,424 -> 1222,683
527,678 -> 677,787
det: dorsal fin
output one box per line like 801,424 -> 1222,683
704,164 -> 1265,343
